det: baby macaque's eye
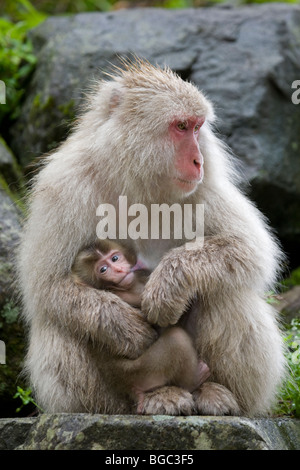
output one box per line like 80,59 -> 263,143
111,255 -> 119,262
99,266 -> 108,274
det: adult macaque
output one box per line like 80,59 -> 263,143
71,239 -> 210,411
18,58 -> 285,416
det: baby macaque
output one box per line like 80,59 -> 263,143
72,239 -> 149,308
71,239 -> 210,413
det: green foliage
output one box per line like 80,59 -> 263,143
65,0 -> 115,11
0,0 -> 47,123
266,290 -> 300,417
14,386 -> 44,413
275,318 -> 300,418
161,0 -> 194,8
282,267 -> 300,290
0,301 -> 20,326
265,290 -> 280,305
2,0 -> 299,18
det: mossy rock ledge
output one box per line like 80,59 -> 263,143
0,414 -> 299,450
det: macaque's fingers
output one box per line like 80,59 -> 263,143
142,292 -> 186,327
141,263 -> 191,327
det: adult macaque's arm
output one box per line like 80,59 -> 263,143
44,277 -> 157,359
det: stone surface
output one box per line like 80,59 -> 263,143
9,4 -> 300,251
276,285 -> 300,323
0,187 -> 21,306
0,188 -> 26,418
0,138 -> 23,192
0,414 -> 299,450
0,417 -> 36,450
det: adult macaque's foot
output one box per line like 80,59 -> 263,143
137,386 -> 194,415
193,382 -> 240,416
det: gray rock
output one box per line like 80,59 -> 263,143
0,414 -> 299,450
0,417 -> 36,450
0,138 -> 23,191
0,189 -> 25,417
276,285 -> 300,323
9,4 -> 300,249
0,187 -> 21,305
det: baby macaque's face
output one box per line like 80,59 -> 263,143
95,249 -> 134,288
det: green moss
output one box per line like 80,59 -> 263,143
58,99 -> 75,120
0,135 -> 26,208
0,135 -> 25,187
0,174 -> 26,213
46,141 -> 59,151
40,95 -> 55,110
30,94 -> 55,118
32,93 -> 41,108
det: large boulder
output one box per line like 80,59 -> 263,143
9,4 -> 300,259
0,186 -> 21,306
0,186 -> 27,417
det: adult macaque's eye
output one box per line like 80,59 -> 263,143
99,266 -> 108,274
177,121 -> 187,131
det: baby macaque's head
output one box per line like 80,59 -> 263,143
93,244 -> 136,289
72,239 -> 139,291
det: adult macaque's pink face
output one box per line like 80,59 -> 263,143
169,117 -> 205,194
95,250 -> 134,288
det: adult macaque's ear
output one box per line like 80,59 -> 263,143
88,81 -> 124,119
